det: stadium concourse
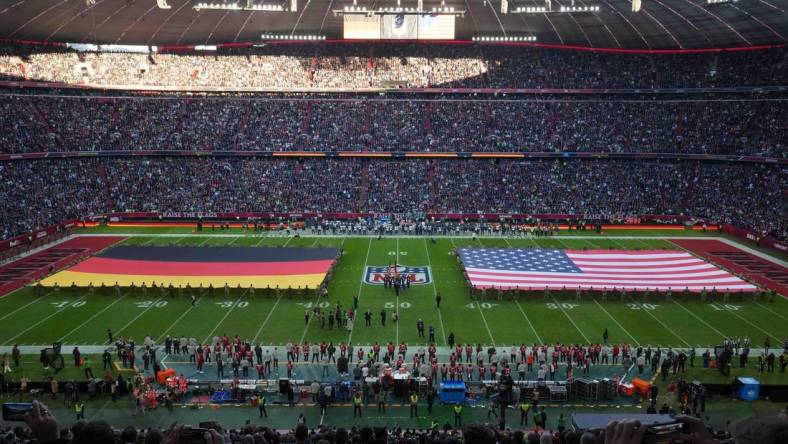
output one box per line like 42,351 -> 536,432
0,39 -> 787,444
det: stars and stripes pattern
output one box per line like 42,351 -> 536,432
458,248 -> 757,292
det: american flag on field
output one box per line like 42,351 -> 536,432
458,248 -> 757,292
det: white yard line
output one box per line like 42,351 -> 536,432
514,300 -> 543,344
550,295 -> 591,344
58,292 -> 129,342
156,297 -> 203,342
500,236 -> 546,344
140,237 -> 156,246
197,237 -> 211,246
203,291 -> 248,344
281,236 -> 294,247
252,296 -> 283,344
671,300 -> 727,340
254,235 -> 269,247
347,237 -> 373,345
721,306 -> 783,340
423,238 -> 448,346
395,237 -> 400,345
3,295 -> 87,345
628,297 -> 692,347
754,302 -> 788,321
0,297 -> 45,322
115,297 -> 164,336
592,300 -> 640,346
227,236 -> 241,246
310,238 -> 320,247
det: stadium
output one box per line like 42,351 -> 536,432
0,0 -> 787,443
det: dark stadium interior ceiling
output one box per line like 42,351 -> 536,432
0,0 -> 785,49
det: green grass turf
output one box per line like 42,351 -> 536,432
1,231 -> 786,351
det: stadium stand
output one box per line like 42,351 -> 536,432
0,44 -> 786,89
0,93 -> 785,155
0,158 -> 784,243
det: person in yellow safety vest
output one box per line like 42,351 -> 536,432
353,391 -> 363,418
409,392 -> 419,418
519,401 -> 531,425
74,401 -> 85,420
453,403 -> 463,427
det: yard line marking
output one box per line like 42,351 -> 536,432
140,237 -> 156,246
550,295 -> 591,344
58,292 -> 130,342
455,238 -> 496,345
252,296 -> 283,343
197,237 -> 211,246
203,291 -> 247,344
592,300 -> 640,346
281,236 -> 294,247
347,237 -> 373,345
754,301 -> 788,321
626,296 -> 691,347
514,300 -> 543,344
310,238 -> 320,247
719,304 -> 782,340
156,297 -> 203,342
671,300 -> 727,340
3,295 -> 87,345
423,238 -> 448,346
501,237 -> 544,344
254,235 -> 268,247
297,236 -> 348,344
227,236 -> 241,246
0,296 -> 45,322
172,236 -> 187,245
395,237 -> 400,345
115,297 -> 164,336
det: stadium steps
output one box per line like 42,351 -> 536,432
31,102 -> 63,148
357,162 -> 369,209
235,105 -> 252,150
301,101 -> 313,134
98,163 -> 114,211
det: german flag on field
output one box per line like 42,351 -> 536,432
39,246 -> 338,289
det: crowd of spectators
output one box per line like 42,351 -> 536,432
1,157 -> 784,242
0,94 -> 784,156
0,44 -> 785,90
4,402 -> 785,444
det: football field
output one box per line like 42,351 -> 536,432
1,229 -> 786,350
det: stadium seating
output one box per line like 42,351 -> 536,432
0,158 -> 784,243
0,44 -> 785,89
0,94 -> 784,156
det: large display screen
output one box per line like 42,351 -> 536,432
344,14 -> 455,40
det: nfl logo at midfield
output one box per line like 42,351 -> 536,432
364,265 -> 432,285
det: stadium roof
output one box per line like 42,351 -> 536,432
0,0 -> 785,50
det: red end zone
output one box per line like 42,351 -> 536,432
671,238 -> 788,297
0,236 -> 126,297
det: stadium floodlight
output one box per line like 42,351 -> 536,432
334,0 -> 464,16
261,33 -> 326,41
509,2 -> 600,14
472,35 -> 537,42
193,2 -> 288,11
